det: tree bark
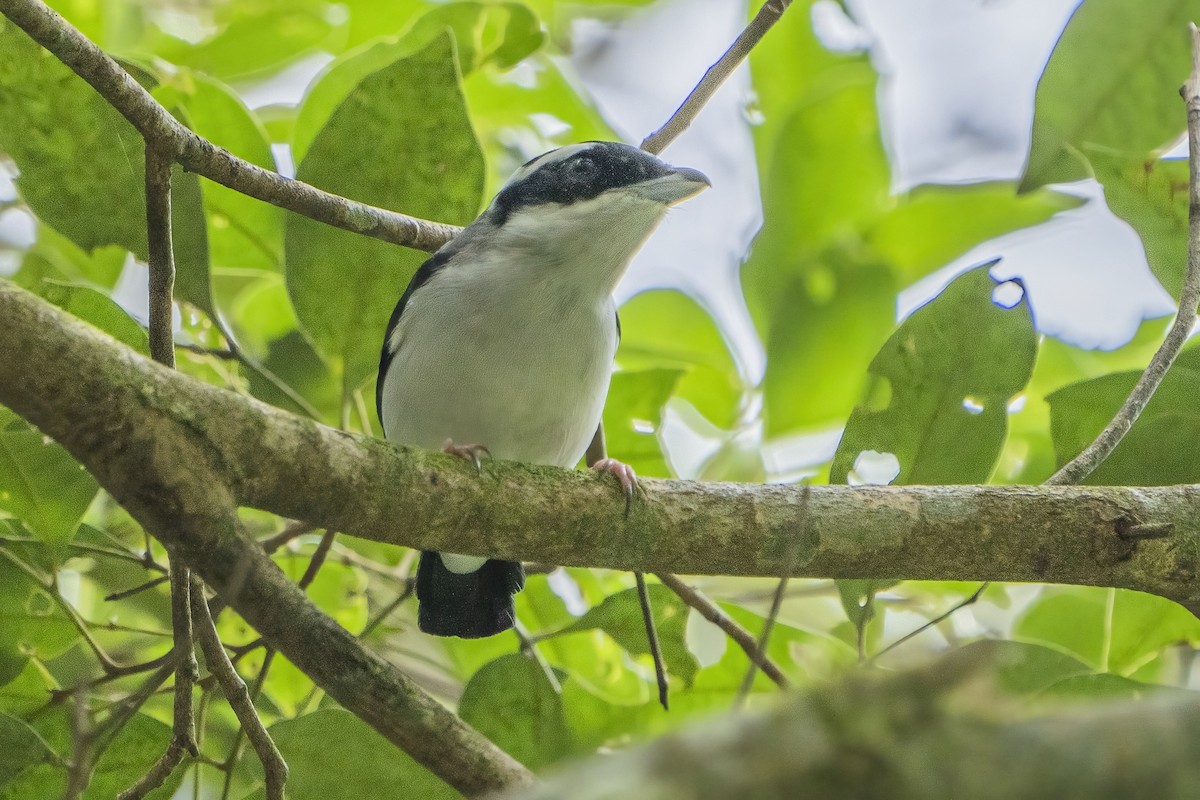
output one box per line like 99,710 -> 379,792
2,280 -> 1197,611
503,647 -> 1200,800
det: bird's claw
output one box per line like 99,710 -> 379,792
442,439 -> 491,473
591,458 -> 640,518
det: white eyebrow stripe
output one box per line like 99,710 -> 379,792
506,143 -> 595,185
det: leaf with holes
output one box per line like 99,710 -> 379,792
830,264 -> 1038,484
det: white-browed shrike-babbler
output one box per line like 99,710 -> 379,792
377,141 -> 709,638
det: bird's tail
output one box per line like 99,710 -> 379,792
415,552 -> 525,638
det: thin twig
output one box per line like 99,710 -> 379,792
191,577 -> 288,800
641,0 -> 794,155
0,535 -> 168,570
259,522 -> 319,555
0,0 -> 461,253
117,558 -> 198,800
866,584 -> 987,666
655,573 -> 789,689
635,572 -> 669,710
105,575 -> 170,602
1047,23 -> 1200,485
736,486 -> 808,705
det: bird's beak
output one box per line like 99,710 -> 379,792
627,166 -> 711,205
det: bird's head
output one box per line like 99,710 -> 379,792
470,141 -> 709,294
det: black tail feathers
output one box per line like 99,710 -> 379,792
415,552 -> 525,638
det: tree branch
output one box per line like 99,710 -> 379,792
0,0 -> 461,253
641,0 -> 794,155
2,279 -> 1200,610
503,648 -> 1200,800
1047,22 -> 1200,485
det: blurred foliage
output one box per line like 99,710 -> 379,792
1,0 -> 1200,796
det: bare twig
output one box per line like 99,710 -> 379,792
866,584 -> 987,666
641,0 -> 794,154
117,558 -> 198,800
1047,23 -> 1200,485
105,575 -> 170,602
0,0 -> 460,252
259,522 -> 319,555
655,573 -> 790,689
191,577 -> 288,800
635,572 -> 669,710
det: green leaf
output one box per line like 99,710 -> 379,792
1015,587 -> 1200,673
286,32 -> 484,393
0,660 -> 55,716
160,5 -> 346,82
559,584 -> 698,685
0,408 -> 98,550
244,331 -> 342,424
616,290 -> 742,429
0,713 -> 56,788
602,369 -> 683,478
0,711 -> 182,800
166,72 -> 283,294
1038,673 -> 1161,701
1021,0 -> 1200,190
1091,154 -> 1188,297
0,20 -> 148,258
37,284 -> 150,356
952,640 -> 1092,695
406,2 -> 544,74
459,653 -> 572,770
1046,346 -> 1200,485
263,708 -> 457,800
760,252 -> 897,434
830,264 -> 1038,484
742,67 -> 892,436
868,183 -> 1081,283
13,225 -> 124,292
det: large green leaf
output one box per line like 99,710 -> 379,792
1021,0 -> 1200,190
0,20 -> 147,258
286,32 -> 485,393
0,713 -> 55,788
1092,154 -> 1188,297
0,711 -> 183,800
1046,346 -> 1200,485
459,654 -> 572,770
559,584 -> 698,685
616,290 -> 742,429
868,183 -> 1081,284
830,265 -> 1038,484
1015,587 -> 1200,673
0,409 -> 98,550
262,709 -> 456,800
159,3 -> 348,82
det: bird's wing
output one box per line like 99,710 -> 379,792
376,249 -> 452,435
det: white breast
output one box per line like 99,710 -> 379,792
380,252 -> 618,469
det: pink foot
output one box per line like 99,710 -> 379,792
592,457 -> 639,517
442,439 -> 491,473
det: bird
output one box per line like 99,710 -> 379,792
377,141 -> 710,638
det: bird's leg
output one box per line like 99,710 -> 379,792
591,457 -> 640,517
442,439 -> 491,473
